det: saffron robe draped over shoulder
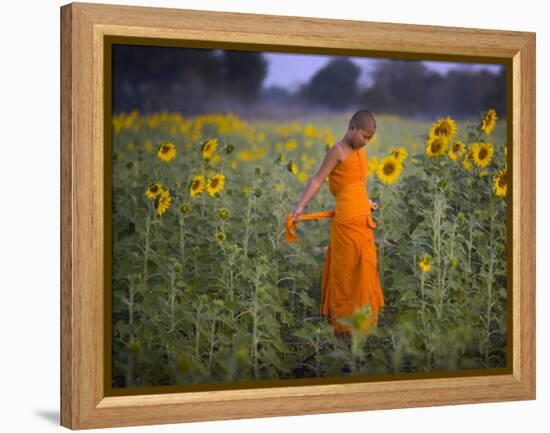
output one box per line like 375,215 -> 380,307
285,147 -> 384,334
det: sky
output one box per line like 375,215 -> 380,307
261,52 -> 504,91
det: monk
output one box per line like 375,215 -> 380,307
285,109 -> 384,338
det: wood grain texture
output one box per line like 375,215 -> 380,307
60,1 -> 536,429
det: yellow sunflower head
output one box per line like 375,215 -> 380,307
448,140 -> 466,161
367,155 -> 379,176
145,182 -> 163,199
493,167 -> 507,197
376,156 -> 403,185
157,141 -> 176,162
206,173 -> 226,197
180,202 -> 191,214
419,255 -> 431,272
219,208 -> 230,219
285,139 -> 297,151
472,142 -> 494,168
154,189 -> 172,215
287,161 -> 298,174
189,175 -> 207,198
201,138 -> 218,160
389,147 -> 408,162
480,109 -> 498,135
426,135 -> 449,158
429,116 -> 457,141
209,152 -> 221,165
462,147 -> 474,170
215,231 -> 226,244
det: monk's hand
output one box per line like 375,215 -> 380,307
370,200 -> 378,211
291,205 -> 304,222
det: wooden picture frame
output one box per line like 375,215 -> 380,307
60,1 -> 536,429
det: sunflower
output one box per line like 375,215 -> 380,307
493,167 -> 507,197
206,173 -> 226,197
219,208 -> 230,219
389,147 -> 408,162
429,116 -> 457,141
376,156 -> 403,185
287,161 -> 298,174
201,138 -> 218,160
215,231 -> 226,244
209,152 -> 221,165
450,258 -> 458,268
297,171 -> 308,183
471,142 -> 494,168
419,255 -> 431,273
426,135 -> 448,158
462,147 -> 474,170
154,189 -> 172,215
145,182 -> 163,199
277,154 -> 287,164
180,202 -> 191,214
480,109 -> 498,135
448,141 -> 466,161
189,175 -> 207,198
157,141 -> 176,162
285,139 -> 297,151
367,155 -> 379,176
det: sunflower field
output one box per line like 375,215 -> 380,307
111,109 -> 508,387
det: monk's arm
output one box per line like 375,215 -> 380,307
294,146 -> 339,210
295,177 -> 324,210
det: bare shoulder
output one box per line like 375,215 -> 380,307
329,141 -> 345,163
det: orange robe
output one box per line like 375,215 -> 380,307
285,147 -> 384,335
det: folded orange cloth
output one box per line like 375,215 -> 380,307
285,204 -> 376,243
285,210 -> 335,243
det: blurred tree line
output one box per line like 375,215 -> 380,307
113,45 -> 506,120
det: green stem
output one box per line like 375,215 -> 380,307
194,299 -> 202,362
126,280 -> 135,386
169,270 -> 175,332
179,214 -> 186,268
143,208 -> 152,290
485,197 -> 496,367
243,192 -> 253,258
208,318 -> 216,370
252,285 -> 259,380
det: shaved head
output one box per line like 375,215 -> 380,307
349,109 -> 376,131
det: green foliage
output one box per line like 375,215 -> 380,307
111,112 -> 508,388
